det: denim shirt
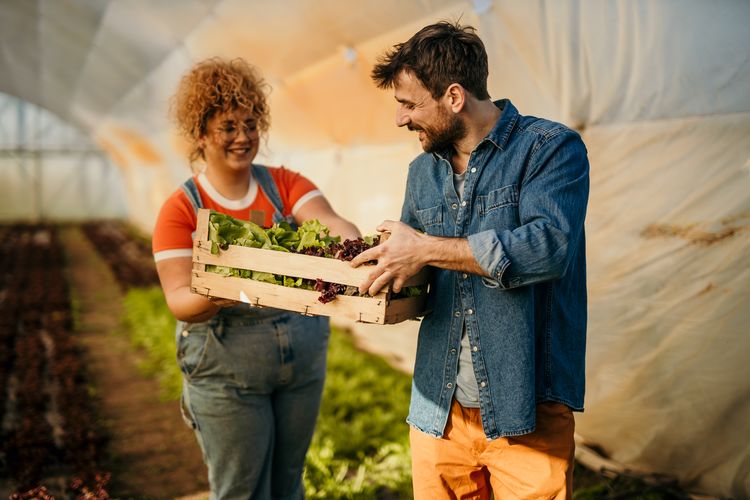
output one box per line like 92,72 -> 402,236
402,99 -> 589,439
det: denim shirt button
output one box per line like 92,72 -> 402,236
472,345 -> 478,352
181,329 -> 189,337
461,200 -> 467,207
462,273 -> 468,279
450,348 -> 457,354
480,381 -> 486,388
466,308 -> 474,315
470,167 -> 477,173
451,203 -> 458,209
446,382 -> 453,389
454,310 -> 461,317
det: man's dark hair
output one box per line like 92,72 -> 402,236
371,21 -> 490,100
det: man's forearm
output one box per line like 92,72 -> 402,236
419,234 -> 489,277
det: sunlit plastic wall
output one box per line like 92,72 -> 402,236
0,1 -> 748,496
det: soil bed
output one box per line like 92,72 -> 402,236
58,226 -> 208,498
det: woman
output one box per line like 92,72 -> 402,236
152,57 -> 360,499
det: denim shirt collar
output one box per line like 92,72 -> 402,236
486,99 -> 519,150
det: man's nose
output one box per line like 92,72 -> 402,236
395,108 -> 410,128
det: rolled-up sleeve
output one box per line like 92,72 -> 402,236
470,129 -> 589,290
468,230 -> 510,285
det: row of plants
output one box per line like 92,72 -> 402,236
0,224 -> 110,498
80,221 -> 159,290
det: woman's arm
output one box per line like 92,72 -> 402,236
294,196 -> 361,241
156,193 -> 358,322
156,256 -> 224,323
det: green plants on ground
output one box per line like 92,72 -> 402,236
121,286 -> 181,401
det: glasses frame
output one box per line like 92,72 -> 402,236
212,119 -> 259,142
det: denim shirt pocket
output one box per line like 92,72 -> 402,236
415,205 -> 443,236
478,184 -> 520,230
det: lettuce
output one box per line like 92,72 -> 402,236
205,211 -> 423,300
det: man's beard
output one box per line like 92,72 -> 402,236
410,108 -> 466,153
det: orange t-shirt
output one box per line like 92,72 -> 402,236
152,167 -> 321,262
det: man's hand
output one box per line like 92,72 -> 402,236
350,220 -> 426,296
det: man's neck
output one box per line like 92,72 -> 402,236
451,100 -> 502,174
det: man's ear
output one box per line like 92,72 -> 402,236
445,83 -> 466,113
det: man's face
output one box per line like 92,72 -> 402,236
393,71 -> 465,153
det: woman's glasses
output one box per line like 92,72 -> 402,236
213,120 -> 258,142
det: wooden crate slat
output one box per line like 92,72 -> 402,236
383,294 -> 430,324
195,209 -> 210,241
193,239 -> 375,287
192,270 -> 390,324
193,209 -> 210,272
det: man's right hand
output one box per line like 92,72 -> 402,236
350,220 -> 427,296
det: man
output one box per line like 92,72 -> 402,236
350,21 -> 589,499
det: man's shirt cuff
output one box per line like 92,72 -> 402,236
468,230 -> 510,287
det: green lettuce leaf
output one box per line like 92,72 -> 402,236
204,211 -> 425,299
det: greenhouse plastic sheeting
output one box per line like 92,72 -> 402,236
0,0 -> 748,497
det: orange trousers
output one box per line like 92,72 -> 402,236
410,400 -> 575,500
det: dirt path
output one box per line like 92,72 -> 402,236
60,226 -> 209,499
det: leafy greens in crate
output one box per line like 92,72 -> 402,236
204,211 -> 426,303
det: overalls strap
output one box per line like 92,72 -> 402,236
180,177 -> 203,213
251,164 -> 295,226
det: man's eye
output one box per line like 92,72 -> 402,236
222,126 -> 236,133
244,122 -> 257,131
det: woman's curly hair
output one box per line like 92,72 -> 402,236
171,57 -> 271,164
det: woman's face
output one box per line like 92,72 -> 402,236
199,108 -> 260,174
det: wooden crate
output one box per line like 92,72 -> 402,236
190,209 -> 430,324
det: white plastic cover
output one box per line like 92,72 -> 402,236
0,1 -> 748,497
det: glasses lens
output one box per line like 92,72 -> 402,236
215,121 -> 256,141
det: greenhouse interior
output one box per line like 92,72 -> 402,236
0,0 -> 748,498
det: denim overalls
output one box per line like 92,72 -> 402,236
176,165 -> 329,499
